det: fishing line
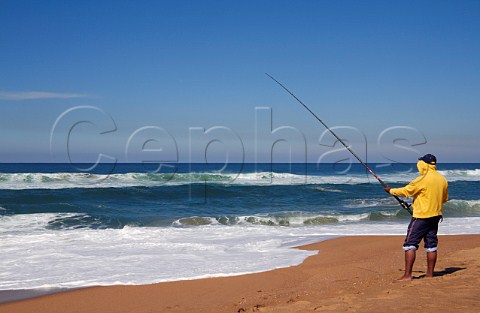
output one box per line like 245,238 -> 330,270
266,73 -> 412,214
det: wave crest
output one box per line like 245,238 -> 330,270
1,168 -> 479,190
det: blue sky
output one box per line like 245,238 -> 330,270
1,0 -> 479,163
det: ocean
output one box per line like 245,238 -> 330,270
1,162 -> 479,291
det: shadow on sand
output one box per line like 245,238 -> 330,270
433,267 -> 466,277
412,267 -> 466,279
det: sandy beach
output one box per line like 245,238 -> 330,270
1,234 -> 479,313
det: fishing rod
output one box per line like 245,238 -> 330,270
266,73 -> 412,215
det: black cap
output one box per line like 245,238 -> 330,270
419,154 -> 437,165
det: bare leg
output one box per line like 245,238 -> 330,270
398,249 -> 416,281
426,251 -> 437,278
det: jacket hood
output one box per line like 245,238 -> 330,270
417,160 -> 436,175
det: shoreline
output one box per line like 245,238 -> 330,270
1,234 -> 479,312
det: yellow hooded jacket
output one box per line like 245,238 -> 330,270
389,161 -> 448,218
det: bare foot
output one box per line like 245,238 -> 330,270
397,275 -> 412,282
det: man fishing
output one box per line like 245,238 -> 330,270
266,74 -> 447,281
384,154 -> 449,281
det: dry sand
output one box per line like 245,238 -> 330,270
1,235 -> 479,313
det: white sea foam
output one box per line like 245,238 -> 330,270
1,166 -> 479,190
0,171 -> 402,190
0,168 -> 478,190
438,169 -> 480,181
172,208 -> 401,227
1,213 -> 479,290
343,198 -> 396,209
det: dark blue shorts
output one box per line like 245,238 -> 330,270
403,216 -> 442,252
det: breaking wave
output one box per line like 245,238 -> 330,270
0,167 -> 478,190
